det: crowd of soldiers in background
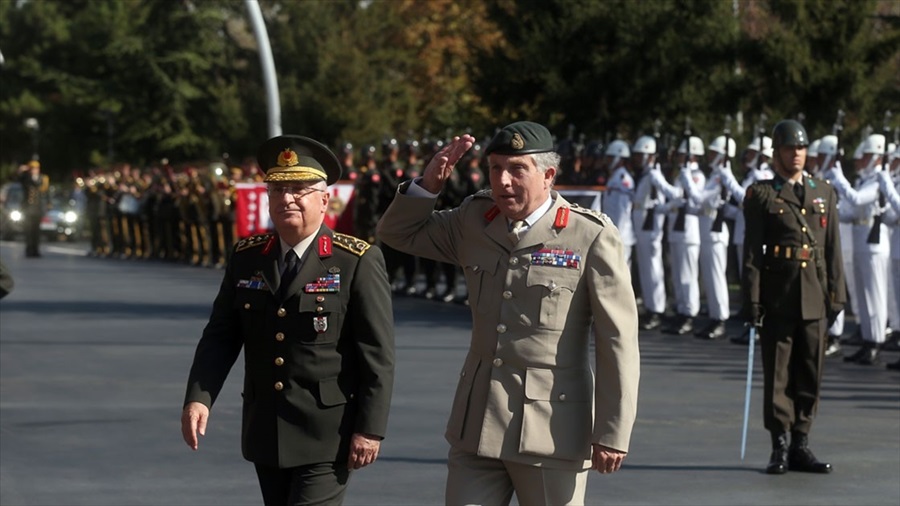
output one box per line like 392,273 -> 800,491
33,120 -> 900,367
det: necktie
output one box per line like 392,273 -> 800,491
280,249 -> 300,299
794,180 -> 805,202
508,220 -> 527,245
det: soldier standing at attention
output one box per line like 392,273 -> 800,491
181,135 -> 395,505
742,119 -> 845,475
602,140 -> 636,267
630,136 -> 667,331
377,122 -> 639,506
18,160 -> 48,258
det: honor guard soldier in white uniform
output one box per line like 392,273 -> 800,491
377,122 -> 640,506
684,135 -> 735,340
878,145 -> 900,370
603,140 -> 636,267
826,134 -> 890,365
816,135 -> 851,356
651,136 -> 706,335
631,135 -> 668,330
720,136 -> 775,344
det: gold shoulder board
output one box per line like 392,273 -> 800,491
333,233 -> 370,256
569,205 -> 610,227
235,233 -> 273,252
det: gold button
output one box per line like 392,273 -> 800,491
277,308 -> 286,317
502,291 -> 512,299
274,381 -> 284,391
275,332 -> 285,342
779,209 -> 784,214
492,358 -> 503,367
801,227 -> 807,233
243,303 -> 251,309
801,208 -> 807,215
509,257 -> 519,266
316,306 -> 324,313
801,262 -> 807,268
558,393 -> 567,401
548,281 -> 558,291
496,323 -> 507,333
472,265 -> 480,272
803,244 -> 809,249
274,357 -> 284,366
316,295 -> 325,302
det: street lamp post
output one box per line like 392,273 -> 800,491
24,117 -> 39,161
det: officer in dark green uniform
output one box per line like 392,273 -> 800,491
181,135 -> 395,505
743,120 -> 845,475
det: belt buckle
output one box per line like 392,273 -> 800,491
797,248 -> 811,260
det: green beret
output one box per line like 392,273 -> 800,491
484,121 -> 554,157
257,135 -> 342,185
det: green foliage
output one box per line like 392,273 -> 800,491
0,0 -> 896,179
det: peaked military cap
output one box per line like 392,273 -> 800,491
484,121 -> 554,156
257,135 -> 342,185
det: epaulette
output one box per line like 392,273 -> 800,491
569,204 -> 611,227
235,233 -> 274,252
333,233 -> 370,256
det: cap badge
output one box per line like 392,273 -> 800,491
511,133 -> 525,150
277,149 -> 299,167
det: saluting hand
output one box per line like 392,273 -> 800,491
591,444 -> 626,474
420,134 -> 476,194
347,433 -> 381,470
181,401 -> 210,451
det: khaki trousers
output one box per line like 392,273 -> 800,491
446,446 -> 588,506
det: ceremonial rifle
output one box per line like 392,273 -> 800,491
867,111 -> 892,244
711,115 -> 732,233
672,117 -> 692,231
642,119 -> 663,231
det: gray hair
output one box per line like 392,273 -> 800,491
532,151 -> 561,185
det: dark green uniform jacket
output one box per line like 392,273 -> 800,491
184,225 -> 395,468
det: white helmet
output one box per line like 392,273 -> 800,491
808,139 -> 821,157
677,136 -> 705,156
861,134 -> 886,155
853,141 -> 864,160
747,136 -> 773,158
708,136 -> 737,157
817,135 -> 839,156
605,139 -> 631,158
632,135 -> 656,155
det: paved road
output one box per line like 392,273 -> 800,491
1,240 -> 898,506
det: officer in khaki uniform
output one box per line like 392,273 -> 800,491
377,122 -> 640,506
742,120 -> 845,475
182,135 -> 395,506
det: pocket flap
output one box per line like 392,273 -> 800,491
524,367 -> 590,402
318,378 -> 348,407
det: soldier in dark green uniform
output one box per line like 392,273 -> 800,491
181,135 -> 395,505
18,160 -> 47,258
742,120 -> 845,475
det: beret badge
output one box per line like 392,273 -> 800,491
511,133 -> 525,150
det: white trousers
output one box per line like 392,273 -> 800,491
669,242 -> 700,317
854,249 -> 890,344
700,237 -> 730,321
635,235 -> 666,314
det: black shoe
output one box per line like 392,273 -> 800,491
640,312 -> 663,331
843,344 -> 871,363
695,320 -> 726,340
824,338 -> 842,358
423,289 -> 436,300
887,358 -> 900,371
730,326 -> 760,345
788,433 -> 832,474
883,335 -> 900,352
766,432 -> 789,475
856,346 -> 881,365
674,317 -> 694,335
440,291 -> 457,303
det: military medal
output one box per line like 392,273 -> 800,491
313,316 -> 328,333
305,274 -> 340,293
237,271 -> 268,290
821,216 -> 827,228
531,248 -> 581,269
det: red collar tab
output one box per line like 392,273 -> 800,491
484,206 -> 501,222
554,207 -> 570,229
319,235 -> 332,257
262,235 -> 276,255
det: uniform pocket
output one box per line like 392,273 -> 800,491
318,377 -> 348,407
519,367 -> 592,461
462,252 -> 499,315
525,266 -> 581,329
447,354 -> 482,440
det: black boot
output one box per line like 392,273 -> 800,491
788,432 -> 832,473
766,432 -> 789,475
856,343 -> 881,365
844,342 -> 872,363
640,312 -> 663,331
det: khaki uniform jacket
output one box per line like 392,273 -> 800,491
743,176 -> 846,320
378,187 -> 640,470
184,226 -> 395,468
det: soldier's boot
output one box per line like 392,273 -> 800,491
788,432 -> 832,473
856,343 -> 881,365
844,342 -> 872,363
766,432 -> 789,475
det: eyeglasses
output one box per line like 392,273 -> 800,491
266,185 -> 325,200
